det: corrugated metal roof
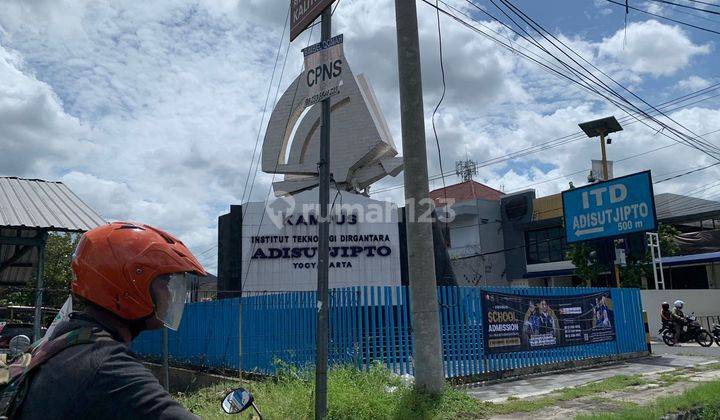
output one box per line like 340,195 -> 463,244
655,193 -> 720,222
0,177 -> 106,232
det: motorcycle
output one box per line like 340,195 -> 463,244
222,388 -> 263,419
659,313 -> 714,347
711,323 -> 720,347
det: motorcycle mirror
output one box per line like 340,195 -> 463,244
221,388 -> 254,414
9,335 -> 31,355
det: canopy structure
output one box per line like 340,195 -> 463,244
0,177 -> 106,339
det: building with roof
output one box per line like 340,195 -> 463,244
0,177 -> 106,339
432,176 -> 720,289
428,180 -> 504,207
429,180 -> 506,286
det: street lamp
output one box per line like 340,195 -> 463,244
578,116 -> 623,181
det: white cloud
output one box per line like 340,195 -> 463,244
644,2 -> 664,14
0,1 -> 719,276
676,76 -> 712,92
592,0 -> 614,15
0,43 -> 88,177
597,20 -> 710,77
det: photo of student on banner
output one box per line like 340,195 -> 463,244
522,300 -> 558,348
593,296 -> 612,329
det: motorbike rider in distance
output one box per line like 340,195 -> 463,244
671,300 -> 686,346
660,302 -> 672,329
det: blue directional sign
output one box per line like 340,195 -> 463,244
562,171 -> 657,243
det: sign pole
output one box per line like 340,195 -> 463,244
394,0 -> 444,393
315,6 -> 332,420
33,231 -> 47,342
599,131 -> 609,181
162,327 -> 170,390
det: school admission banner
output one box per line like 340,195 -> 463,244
482,291 -> 615,354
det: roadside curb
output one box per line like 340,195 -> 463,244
144,362 -> 243,393
452,351 -> 651,388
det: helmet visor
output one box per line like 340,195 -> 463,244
150,273 -> 189,330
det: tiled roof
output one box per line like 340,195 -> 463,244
429,180 -> 504,205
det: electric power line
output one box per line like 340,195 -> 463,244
372,82 -> 720,195
240,6 -> 291,207
654,162 -> 720,182
438,0 -> 720,173
505,126 -> 720,194
677,0 -> 720,8
645,0 -> 720,15
432,0 -> 450,208
486,0 -> 720,157
428,0 -> 720,162
602,0 -> 720,35
240,11 -> 327,294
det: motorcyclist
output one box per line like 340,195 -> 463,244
13,222 -> 207,419
660,302 -> 673,328
671,300 -> 686,346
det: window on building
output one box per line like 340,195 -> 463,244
525,227 -> 568,264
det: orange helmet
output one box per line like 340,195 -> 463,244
71,222 -> 207,327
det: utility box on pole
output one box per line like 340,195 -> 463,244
394,0 -> 444,393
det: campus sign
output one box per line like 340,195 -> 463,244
562,170 -> 657,243
482,291 -> 616,354
302,34 -> 344,107
290,0 -> 336,41
240,189 -> 402,292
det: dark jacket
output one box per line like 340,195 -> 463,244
660,309 -> 673,324
15,313 -> 198,420
671,308 -> 686,323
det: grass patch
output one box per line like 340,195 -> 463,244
577,378 -> 720,420
658,370 -> 688,385
176,363 -> 484,419
176,365 -> 651,419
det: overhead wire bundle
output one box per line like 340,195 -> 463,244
381,0 -> 720,197
467,0 -> 720,159
372,82 -> 720,195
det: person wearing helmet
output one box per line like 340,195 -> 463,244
671,300 -> 686,346
660,302 -> 672,326
13,222 -> 206,419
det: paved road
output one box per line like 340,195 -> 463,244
465,353 -> 718,403
651,340 -> 720,358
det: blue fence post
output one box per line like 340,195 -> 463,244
129,286 -> 649,381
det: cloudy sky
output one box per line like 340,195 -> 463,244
1,0 -> 719,273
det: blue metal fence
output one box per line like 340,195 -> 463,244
133,286 -> 647,379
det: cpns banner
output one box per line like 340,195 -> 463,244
482,291 -> 615,354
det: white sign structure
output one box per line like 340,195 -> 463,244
241,188 -> 401,293
302,34 -> 344,107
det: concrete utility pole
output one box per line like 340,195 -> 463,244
394,0 -> 444,393
598,131 -> 610,181
316,6 -> 332,419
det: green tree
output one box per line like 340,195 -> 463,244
657,223 -> 680,257
619,224 -> 679,288
618,255 -> 649,288
567,243 -> 602,287
42,232 -> 80,307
